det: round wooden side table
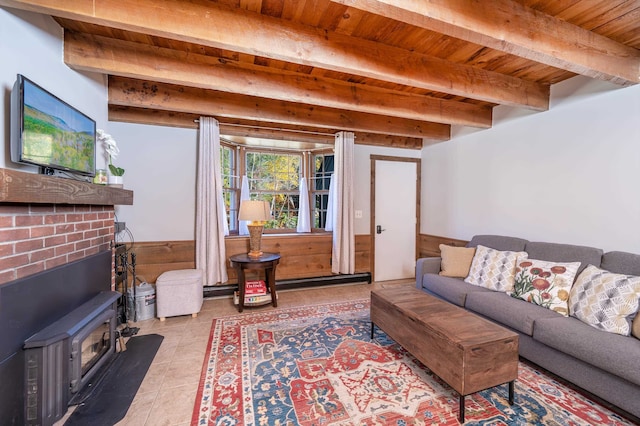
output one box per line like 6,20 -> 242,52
229,252 -> 281,312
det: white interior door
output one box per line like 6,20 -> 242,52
374,159 -> 417,281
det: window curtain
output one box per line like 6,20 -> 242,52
196,116 -> 228,285
297,176 -> 311,232
331,131 -> 355,274
238,175 -> 250,235
324,174 -> 335,232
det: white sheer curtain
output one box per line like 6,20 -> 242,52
324,174 -> 335,232
331,131 -> 355,274
238,175 -> 250,235
297,176 -> 311,232
196,116 -> 228,285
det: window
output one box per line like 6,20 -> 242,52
311,153 -> 334,229
245,151 -> 301,231
220,144 -> 334,234
221,144 -> 238,232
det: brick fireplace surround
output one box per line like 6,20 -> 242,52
0,203 -> 116,286
0,168 -> 133,424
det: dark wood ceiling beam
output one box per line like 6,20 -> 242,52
65,31 -> 492,128
332,0 -> 640,86
108,106 -> 424,149
108,77 -> 450,141
0,0 -> 549,110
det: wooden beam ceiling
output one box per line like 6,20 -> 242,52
108,106 -> 424,149
108,77 -> 450,140
332,0 -> 640,85
64,31 -> 492,128
0,0 -> 550,110
1,0 -> 638,149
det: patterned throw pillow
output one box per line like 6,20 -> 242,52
510,257 -> 580,316
464,245 -> 527,292
439,245 -> 476,278
570,265 -> 640,336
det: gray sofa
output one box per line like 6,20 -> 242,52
415,234 -> 640,419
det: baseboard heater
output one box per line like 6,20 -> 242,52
203,272 -> 371,298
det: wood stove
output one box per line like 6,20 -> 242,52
0,250 -> 115,425
24,291 -> 120,425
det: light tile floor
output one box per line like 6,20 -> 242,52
56,280 -> 411,426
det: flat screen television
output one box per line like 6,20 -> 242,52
10,74 -> 96,177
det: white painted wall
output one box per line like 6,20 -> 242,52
109,122 -> 198,242
0,8 -> 108,170
422,76 -> 640,253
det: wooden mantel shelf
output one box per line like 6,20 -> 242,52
0,168 -> 133,205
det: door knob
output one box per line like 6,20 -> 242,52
376,225 -> 386,234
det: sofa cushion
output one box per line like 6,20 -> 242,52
634,315 -> 640,339
510,257 -> 580,317
570,265 -> 640,336
601,251 -> 640,276
465,291 -> 562,336
439,245 -> 476,278
524,241 -> 603,275
466,235 -> 528,252
420,274 -> 490,307
465,245 -> 527,292
533,316 -> 640,387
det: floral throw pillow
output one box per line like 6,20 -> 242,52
510,257 -> 580,316
570,265 -> 640,336
464,245 -> 527,292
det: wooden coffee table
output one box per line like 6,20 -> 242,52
370,286 -> 519,423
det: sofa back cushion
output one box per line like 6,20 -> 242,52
466,235 -> 528,252
601,251 -> 640,276
524,241 -> 602,275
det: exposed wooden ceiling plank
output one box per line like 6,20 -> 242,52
108,77 -> 449,141
0,0 -> 549,110
331,0 -> 640,85
64,31 -> 492,128
108,106 -> 423,149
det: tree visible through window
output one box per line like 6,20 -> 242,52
246,152 -> 301,230
220,144 -> 334,233
221,145 -> 237,232
312,153 -> 334,229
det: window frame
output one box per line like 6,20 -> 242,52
222,143 -> 334,235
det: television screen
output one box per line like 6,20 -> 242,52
11,74 -> 96,177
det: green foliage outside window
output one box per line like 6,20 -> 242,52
220,145 -> 334,232
246,152 -> 301,230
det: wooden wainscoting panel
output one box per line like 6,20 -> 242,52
126,241 -> 196,284
128,233 -> 373,285
418,234 -> 469,258
355,234 -> 372,273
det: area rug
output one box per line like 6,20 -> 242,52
192,300 -> 634,425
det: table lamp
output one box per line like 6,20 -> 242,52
239,200 -> 272,257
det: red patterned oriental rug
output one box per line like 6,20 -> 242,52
192,299 -> 635,425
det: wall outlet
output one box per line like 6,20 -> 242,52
355,210 -> 363,219
115,222 -> 126,233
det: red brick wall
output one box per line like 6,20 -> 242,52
0,204 -> 115,285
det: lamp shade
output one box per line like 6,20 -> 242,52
239,200 -> 271,222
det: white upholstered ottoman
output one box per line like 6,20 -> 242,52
156,269 -> 203,321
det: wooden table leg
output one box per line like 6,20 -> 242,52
370,323 -> 375,339
509,380 -> 515,405
266,266 -> 277,307
459,394 -> 465,423
237,268 -> 245,313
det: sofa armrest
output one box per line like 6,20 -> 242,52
415,257 -> 442,288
